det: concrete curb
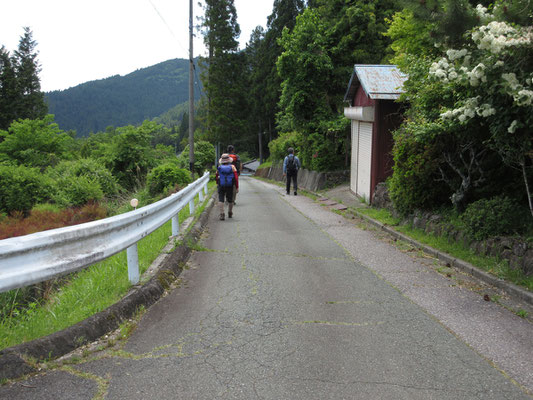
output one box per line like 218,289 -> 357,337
0,195 -> 216,381
352,209 -> 533,308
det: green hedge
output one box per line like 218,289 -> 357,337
146,163 -> 192,197
0,165 -> 52,214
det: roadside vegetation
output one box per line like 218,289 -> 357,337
0,184 -> 214,350
1,0 -> 532,352
357,207 -> 533,292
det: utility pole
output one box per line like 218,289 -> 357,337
258,131 -> 263,165
188,0 -> 195,178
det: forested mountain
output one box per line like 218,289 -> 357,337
45,58 -> 202,136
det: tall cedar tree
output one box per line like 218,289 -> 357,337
261,0 -> 305,140
12,28 -> 47,124
309,0 -> 400,112
243,0 -> 304,151
275,0 -> 399,170
0,46 -> 18,130
200,0 -> 248,149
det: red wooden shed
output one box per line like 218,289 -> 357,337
343,65 -> 407,203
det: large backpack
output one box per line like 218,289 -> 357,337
286,154 -> 297,174
218,164 -> 234,187
229,153 -> 241,175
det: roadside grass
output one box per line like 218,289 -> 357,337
257,161 -> 273,169
357,207 -> 533,292
0,183 -> 215,351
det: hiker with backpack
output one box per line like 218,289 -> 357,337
216,153 -> 239,220
283,147 -> 301,195
227,145 -> 242,204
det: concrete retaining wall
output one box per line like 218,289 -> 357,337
255,165 -> 348,192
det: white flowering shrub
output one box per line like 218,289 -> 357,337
429,20 -> 533,129
389,2 -> 533,216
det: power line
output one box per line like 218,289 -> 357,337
147,0 -> 188,55
147,0 -> 203,91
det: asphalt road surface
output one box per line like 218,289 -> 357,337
1,177 -> 531,399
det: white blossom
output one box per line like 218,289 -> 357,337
475,4 -> 491,21
514,89 -> 533,106
472,21 -> 532,54
446,48 -> 469,61
508,120 -> 519,133
502,73 -> 520,90
476,103 -> 496,117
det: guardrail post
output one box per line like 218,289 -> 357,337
127,244 -> 140,285
204,184 -> 208,196
199,189 -> 204,202
172,214 -> 179,236
189,199 -> 195,215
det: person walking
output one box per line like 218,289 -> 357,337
216,153 -> 239,220
227,145 -> 242,204
283,147 -> 301,195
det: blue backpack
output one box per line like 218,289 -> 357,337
218,164 -> 234,187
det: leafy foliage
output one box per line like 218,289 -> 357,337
277,8 -> 333,133
0,115 -> 73,170
387,2 -> 533,218
244,0 -> 305,150
106,121 -> 158,190
273,0 -> 399,171
0,164 -> 52,214
46,158 -> 120,198
177,140 -> 216,173
146,164 -> 192,197
51,175 -> 105,207
268,131 -> 305,162
388,122 -> 452,216
461,196 -> 528,240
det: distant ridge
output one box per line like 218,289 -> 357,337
46,58 -> 202,137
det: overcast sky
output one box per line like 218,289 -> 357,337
1,0 -> 274,92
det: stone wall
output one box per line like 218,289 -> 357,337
255,165 -> 349,192
372,184 -> 532,277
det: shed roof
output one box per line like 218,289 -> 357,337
344,65 -> 407,102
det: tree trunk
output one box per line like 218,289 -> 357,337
521,159 -> 533,218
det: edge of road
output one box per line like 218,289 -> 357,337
307,187 -> 533,309
0,195 -> 216,382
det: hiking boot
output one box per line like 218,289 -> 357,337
294,191 -> 297,196
228,211 -> 233,218
286,191 -> 290,195
219,213 -> 225,220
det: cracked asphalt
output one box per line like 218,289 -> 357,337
1,177 -> 532,399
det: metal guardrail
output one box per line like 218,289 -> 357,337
0,172 -> 210,293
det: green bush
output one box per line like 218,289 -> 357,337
177,140 -> 216,173
304,131 -> 346,172
268,131 -> 305,163
47,159 -> 121,197
389,126 -> 451,216
0,165 -> 52,214
146,163 -> 192,197
51,175 -> 105,207
461,196 -> 528,240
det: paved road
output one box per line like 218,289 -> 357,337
1,177 -> 531,399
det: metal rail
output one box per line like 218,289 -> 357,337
0,172 -> 210,293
